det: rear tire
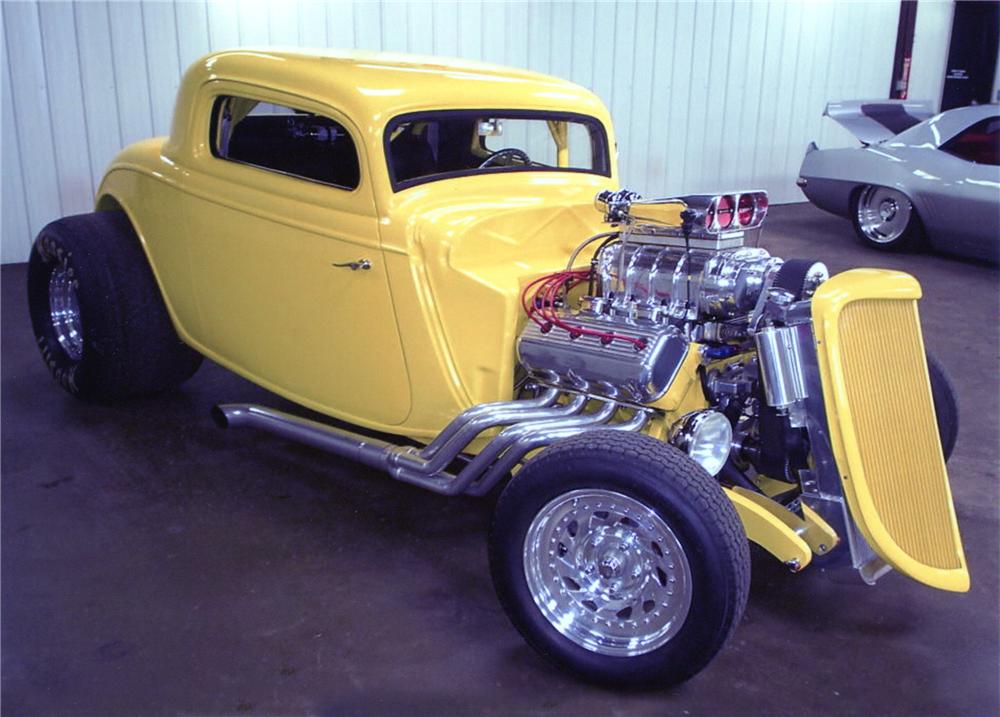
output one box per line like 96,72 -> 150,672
851,185 -> 923,251
27,211 -> 202,401
489,431 -> 749,688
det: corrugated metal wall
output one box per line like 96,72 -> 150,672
2,0 -> 937,263
908,0 -> 955,110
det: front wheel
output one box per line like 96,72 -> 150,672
489,431 -> 750,687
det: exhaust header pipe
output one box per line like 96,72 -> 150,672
212,391 -> 649,496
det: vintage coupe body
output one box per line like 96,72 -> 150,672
798,101 -> 1000,261
28,50 -> 969,687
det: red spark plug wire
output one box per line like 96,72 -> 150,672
520,269 -> 647,351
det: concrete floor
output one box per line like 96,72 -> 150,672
2,203 -> 998,716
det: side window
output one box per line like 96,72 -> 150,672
941,116 -> 1000,166
211,96 -> 361,189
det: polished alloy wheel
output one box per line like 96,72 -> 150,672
48,261 -> 84,361
856,186 -> 912,244
523,488 -> 692,656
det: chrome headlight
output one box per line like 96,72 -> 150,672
669,410 -> 733,476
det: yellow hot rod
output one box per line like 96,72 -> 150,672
27,50 -> 967,687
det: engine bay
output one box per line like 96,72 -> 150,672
517,188 -> 827,401
517,188 -> 830,491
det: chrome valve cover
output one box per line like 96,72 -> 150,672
518,316 -> 688,403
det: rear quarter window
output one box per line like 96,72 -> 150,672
210,96 -> 361,189
941,116 -> 1000,166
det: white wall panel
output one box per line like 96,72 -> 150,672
38,1 -> 94,215
107,2 -> 155,146
297,1 -> 327,47
431,1 -> 458,57
381,1 -> 407,52
142,1 -> 183,136
326,2 -> 354,48
3,0 -> 62,257
2,0 -> 955,263
909,0 -> 955,110
175,1 -> 211,70
352,1 -> 381,52
2,22 -> 31,264
407,2 -> 434,56
207,0 -> 239,50
74,2 -> 125,185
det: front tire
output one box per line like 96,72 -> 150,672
852,185 -> 923,251
27,211 -> 202,401
926,352 -> 958,462
489,431 -> 750,688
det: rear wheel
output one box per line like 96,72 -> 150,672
852,185 -> 923,251
27,211 -> 202,401
489,431 -> 749,687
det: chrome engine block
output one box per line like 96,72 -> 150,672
518,315 -> 688,403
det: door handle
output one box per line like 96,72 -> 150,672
331,259 -> 371,271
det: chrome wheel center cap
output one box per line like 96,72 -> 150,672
598,548 -> 628,580
580,526 -> 647,596
857,186 -> 911,244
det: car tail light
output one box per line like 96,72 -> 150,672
737,194 -> 755,226
716,195 -> 735,229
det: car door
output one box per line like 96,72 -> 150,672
180,84 -> 411,426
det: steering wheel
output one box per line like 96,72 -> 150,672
479,147 -> 531,169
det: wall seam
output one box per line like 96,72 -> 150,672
748,0 -> 772,189
34,3 -> 66,216
104,1 -> 126,150
3,5 -> 34,252
173,0 -> 184,77
138,1 -> 158,136
70,2 -> 97,202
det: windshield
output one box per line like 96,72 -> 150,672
385,110 -> 610,190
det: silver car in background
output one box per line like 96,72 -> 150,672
798,101 -> 999,262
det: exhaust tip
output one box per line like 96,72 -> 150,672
211,405 -> 229,429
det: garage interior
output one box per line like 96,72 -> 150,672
2,0 -> 999,715
3,205 -> 997,715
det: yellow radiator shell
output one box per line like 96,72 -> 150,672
811,269 -> 968,592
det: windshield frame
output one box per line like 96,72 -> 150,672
383,109 -> 612,192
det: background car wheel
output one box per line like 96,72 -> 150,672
27,211 -> 203,401
851,185 -> 923,251
489,431 -> 750,688
926,352 -> 958,462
